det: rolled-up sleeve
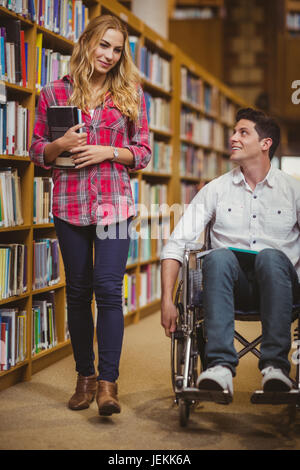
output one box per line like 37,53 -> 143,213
29,88 -> 52,170
125,87 -> 151,171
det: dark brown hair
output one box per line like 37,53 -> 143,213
236,108 -> 280,159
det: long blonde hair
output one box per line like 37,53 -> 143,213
69,15 -> 141,121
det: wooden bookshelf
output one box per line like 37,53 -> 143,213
0,0 -> 249,391
174,0 -> 223,8
100,0 -> 176,326
171,48 -> 248,207
269,0 -> 300,121
0,1 -> 94,391
283,0 -> 300,121
169,17 -> 223,80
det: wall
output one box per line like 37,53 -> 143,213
169,18 -> 223,80
222,0 -> 271,108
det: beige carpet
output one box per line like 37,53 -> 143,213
0,311 -> 300,450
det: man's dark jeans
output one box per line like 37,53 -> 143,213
202,248 -> 300,376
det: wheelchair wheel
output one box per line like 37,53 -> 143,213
179,399 -> 190,427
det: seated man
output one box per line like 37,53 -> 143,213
161,108 -> 300,397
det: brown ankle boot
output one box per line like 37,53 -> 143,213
96,380 -> 121,416
68,374 -> 97,410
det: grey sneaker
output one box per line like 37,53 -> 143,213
196,365 -> 233,396
261,366 -> 292,392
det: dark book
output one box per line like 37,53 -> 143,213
0,27 -> 7,81
228,247 -> 258,271
50,239 -> 59,283
0,19 -> 22,85
46,106 -> 83,169
0,314 -> 12,369
28,0 -> 36,22
20,30 -> 27,87
37,290 -> 57,346
17,243 -> 24,295
23,244 -> 27,293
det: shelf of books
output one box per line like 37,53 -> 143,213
136,25 -> 174,323
172,0 -> 224,20
0,0 -> 94,391
0,0 -> 250,391
174,48 -> 248,206
100,0 -> 175,325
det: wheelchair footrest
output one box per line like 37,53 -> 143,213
177,387 -> 233,405
251,389 -> 300,405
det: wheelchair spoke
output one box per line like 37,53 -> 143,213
183,336 -> 192,388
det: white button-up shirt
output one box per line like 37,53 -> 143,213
161,164 -> 300,281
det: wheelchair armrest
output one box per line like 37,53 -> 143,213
185,242 -> 206,252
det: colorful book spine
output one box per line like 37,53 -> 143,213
35,0 -> 88,39
139,263 -> 161,308
137,45 -> 171,92
32,295 -> 57,355
0,167 -> 24,227
32,238 -> 60,290
123,272 -> 137,315
33,176 -> 53,224
143,133 -> 171,174
143,92 -> 171,132
0,308 -> 27,371
180,144 -> 203,178
36,32 -> 42,90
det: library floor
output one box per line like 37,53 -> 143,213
1,311 -> 300,451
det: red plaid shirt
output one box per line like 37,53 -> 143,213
29,75 -> 151,226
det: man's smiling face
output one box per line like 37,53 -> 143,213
230,119 -> 266,163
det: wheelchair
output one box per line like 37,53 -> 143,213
171,240 -> 300,427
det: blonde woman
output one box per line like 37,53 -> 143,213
30,15 -> 151,416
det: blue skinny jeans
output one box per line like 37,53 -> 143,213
202,248 -> 300,376
54,216 -> 132,382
